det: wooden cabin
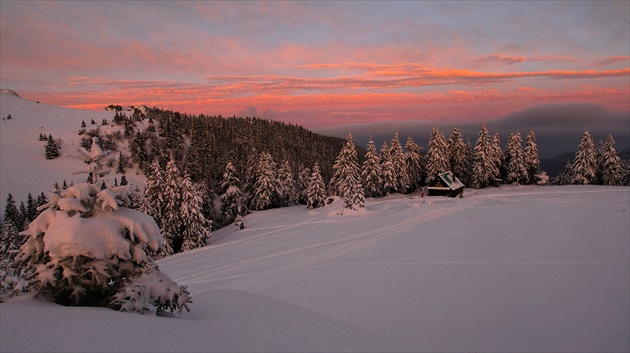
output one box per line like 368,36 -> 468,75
426,171 -> 465,198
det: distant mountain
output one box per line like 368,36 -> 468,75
541,148 -> 630,177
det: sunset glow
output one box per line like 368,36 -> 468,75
1,1 -> 628,129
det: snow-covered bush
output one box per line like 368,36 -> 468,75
9,183 -> 191,314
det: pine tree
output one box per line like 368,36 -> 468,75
448,128 -> 467,185
100,180 -> 107,190
505,131 -> 528,184
361,136 -> 383,198
26,193 -> 37,222
405,137 -> 423,192
12,183 -> 191,313
425,126 -> 449,183
250,151 -> 280,211
572,131 -> 596,185
594,139 -> 605,185
601,133 -> 622,186
277,160 -> 298,206
330,134 -> 364,210
45,137 -> 59,159
462,138 -> 473,187
390,133 -> 410,193
117,152 -> 126,174
141,159 -> 165,228
219,161 -> 246,224
523,130 -> 540,184
179,173 -> 212,251
86,172 -> 94,184
380,141 -> 396,195
160,157 -> 184,255
490,132 -> 503,181
472,122 -> 495,188
81,120 -> 86,128
0,220 -> 21,260
306,163 -> 327,209
553,161 -> 574,185
3,194 -> 21,232
296,165 -> 311,205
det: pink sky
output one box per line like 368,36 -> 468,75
1,1 -> 628,129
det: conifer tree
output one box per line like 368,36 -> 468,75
472,122 -> 495,188
219,161 -> 246,224
45,137 -> 59,159
296,165 -> 311,205
306,163 -> 327,209
390,133 -> 410,193
505,131 -> 528,184
141,159 -> 165,228
601,133 -> 622,186
179,172 -> 212,251
361,136 -> 383,198
380,141 -> 396,195
572,131 -> 596,185
523,130 -> 540,184
0,220 -> 21,260
405,137 -> 423,192
160,157 -> 184,255
490,132 -> 503,181
425,126 -> 449,183
120,175 -> 128,186
594,139 -> 605,184
277,160 -> 298,206
330,134 -> 364,210
117,152 -> 126,174
26,193 -> 37,222
448,128 -> 467,185
463,138 -> 474,186
250,151 -> 279,211
3,194 -> 20,231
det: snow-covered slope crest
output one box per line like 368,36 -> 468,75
2,185 -> 629,352
0,91 -> 146,211
0,89 -> 21,97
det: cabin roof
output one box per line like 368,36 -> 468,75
427,171 -> 465,190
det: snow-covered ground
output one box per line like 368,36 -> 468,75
2,185 -> 629,352
0,92 -> 145,211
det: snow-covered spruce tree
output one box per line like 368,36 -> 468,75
425,125 -> 449,183
462,138 -> 474,186
277,160 -> 298,206
11,183 -> 191,313
594,139 -> 605,185
361,136 -> 383,198
505,131 -> 528,184
306,163 -> 327,210
0,220 -> 21,261
552,161 -> 574,185
523,130 -> 540,184
74,137 -> 113,184
160,157 -> 183,255
390,133 -> 410,194
296,165 -> 311,205
448,128 -> 468,185
45,137 -> 59,159
250,151 -> 280,211
379,141 -> 396,195
140,159 -> 165,228
4,194 -> 22,232
219,161 -> 247,225
179,172 -> 212,252
601,133 -> 622,186
471,122 -> 497,188
572,131 -> 597,185
490,132 -> 503,181
330,134 -> 364,210
405,137 -> 424,192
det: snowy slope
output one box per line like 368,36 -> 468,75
0,92 -> 146,211
2,185 -> 629,352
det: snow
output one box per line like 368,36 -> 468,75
0,92 -> 146,211
2,185 -> 629,352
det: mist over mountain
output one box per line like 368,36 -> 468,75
315,103 -> 630,159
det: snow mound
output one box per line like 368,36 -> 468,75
0,89 -> 21,97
